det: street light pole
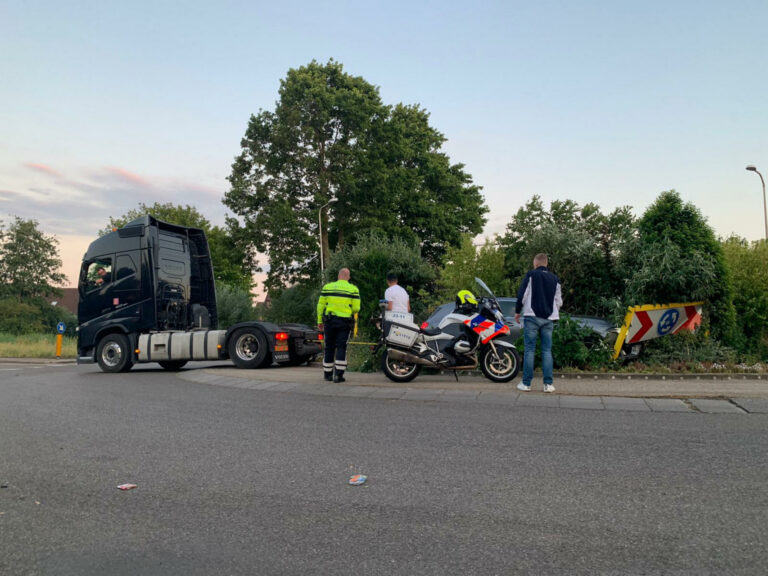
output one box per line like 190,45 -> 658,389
746,165 -> 768,241
318,199 -> 336,278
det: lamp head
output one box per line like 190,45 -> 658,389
746,165 -> 758,172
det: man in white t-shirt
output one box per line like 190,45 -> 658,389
384,273 -> 410,313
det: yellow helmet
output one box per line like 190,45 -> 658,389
456,290 -> 478,306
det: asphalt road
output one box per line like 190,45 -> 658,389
1,362 -> 767,575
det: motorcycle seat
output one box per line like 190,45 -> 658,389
420,326 -> 442,336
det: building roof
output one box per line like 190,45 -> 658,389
50,288 -> 78,314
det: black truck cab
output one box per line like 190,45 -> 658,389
77,216 -> 321,373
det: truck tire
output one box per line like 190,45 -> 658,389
96,333 -> 134,373
158,360 -> 188,371
228,327 -> 268,369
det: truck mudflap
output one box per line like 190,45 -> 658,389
137,330 -> 227,362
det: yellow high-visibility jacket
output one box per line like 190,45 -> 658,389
317,279 -> 361,324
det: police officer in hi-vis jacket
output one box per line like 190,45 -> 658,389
317,268 -> 361,382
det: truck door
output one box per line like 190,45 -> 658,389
79,256 -> 115,323
113,253 -> 141,308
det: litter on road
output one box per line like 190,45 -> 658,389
117,483 -> 137,491
348,474 -> 367,486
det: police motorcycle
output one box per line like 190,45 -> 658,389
374,278 -> 521,383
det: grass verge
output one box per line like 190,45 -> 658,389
0,333 -> 77,358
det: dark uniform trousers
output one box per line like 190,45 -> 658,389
323,315 -> 353,378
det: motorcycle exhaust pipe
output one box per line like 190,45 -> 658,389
387,348 -> 436,366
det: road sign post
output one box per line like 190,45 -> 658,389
55,322 -> 66,359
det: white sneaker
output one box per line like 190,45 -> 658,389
517,383 -> 531,392
544,384 -> 556,393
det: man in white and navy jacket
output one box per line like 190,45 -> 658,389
514,253 -> 563,393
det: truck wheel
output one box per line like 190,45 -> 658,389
158,360 -> 188,371
228,328 -> 268,369
96,333 -> 134,373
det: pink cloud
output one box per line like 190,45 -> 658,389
24,162 -> 62,178
104,166 -> 151,188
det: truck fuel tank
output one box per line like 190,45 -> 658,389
137,330 -> 226,362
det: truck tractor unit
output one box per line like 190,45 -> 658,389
77,215 -> 321,373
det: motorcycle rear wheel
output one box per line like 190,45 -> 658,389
480,346 -> 520,383
381,350 -> 422,383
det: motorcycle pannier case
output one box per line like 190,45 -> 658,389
385,321 -> 419,348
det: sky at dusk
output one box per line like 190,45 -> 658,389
2,0 -> 767,290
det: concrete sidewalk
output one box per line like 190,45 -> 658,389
199,364 -> 768,399
180,365 -> 768,414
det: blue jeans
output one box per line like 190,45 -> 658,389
523,316 -> 554,386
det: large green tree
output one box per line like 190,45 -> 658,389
225,59 -> 486,292
625,190 -> 737,342
437,235 -> 511,305
0,217 -> 67,302
342,103 -> 487,265
499,196 -> 635,316
104,202 -> 256,291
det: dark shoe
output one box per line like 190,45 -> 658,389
333,375 -> 346,383
324,373 -> 333,382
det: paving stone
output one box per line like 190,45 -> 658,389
223,379 -> 261,390
477,392 -> 519,404
645,398 -> 691,412
206,376 -> 244,386
251,380 -> 284,390
559,396 -> 604,410
689,399 -> 747,414
438,390 -> 480,402
401,389 -> 444,402
368,387 -> 407,400
601,397 -> 651,412
729,398 -> 768,414
516,394 -> 560,408
183,372 -> 220,383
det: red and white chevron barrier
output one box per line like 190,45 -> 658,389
613,302 -> 703,359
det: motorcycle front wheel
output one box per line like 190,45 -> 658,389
381,349 -> 422,383
480,345 -> 520,383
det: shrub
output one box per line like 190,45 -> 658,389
517,315 -> 614,371
265,284 -> 319,326
640,327 -> 738,366
0,298 -> 46,334
216,284 -> 258,328
326,232 -> 435,338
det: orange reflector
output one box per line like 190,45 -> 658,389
275,332 -> 289,341
135,349 -> 140,354
217,344 -> 222,349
